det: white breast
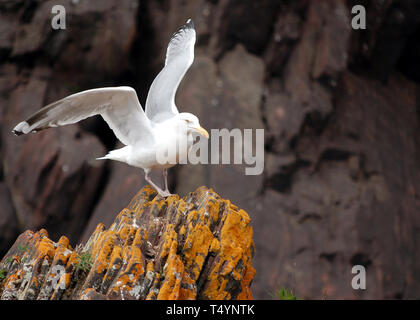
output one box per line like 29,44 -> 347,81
129,118 -> 193,170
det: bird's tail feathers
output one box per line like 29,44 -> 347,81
96,155 -> 109,160
96,146 -> 131,162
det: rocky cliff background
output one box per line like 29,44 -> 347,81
0,0 -> 419,299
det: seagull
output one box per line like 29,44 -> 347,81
12,19 -> 208,197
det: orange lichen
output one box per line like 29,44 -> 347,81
0,185 -> 255,300
157,240 -> 184,300
36,237 -> 55,260
209,238 -> 221,253
182,224 -> 213,281
236,265 -> 256,300
159,224 -> 177,261
91,231 -> 117,274
67,251 -> 79,266
179,272 -> 197,300
201,202 -> 254,300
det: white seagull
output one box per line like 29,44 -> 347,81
12,19 -> 208,197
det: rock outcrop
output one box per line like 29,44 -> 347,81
0,186 -> 255,300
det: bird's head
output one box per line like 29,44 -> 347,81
178,112 -> 209,138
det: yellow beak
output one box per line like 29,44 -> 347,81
195,126 -> 209,138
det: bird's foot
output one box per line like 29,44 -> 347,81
145,170 -> 174,198
158,190 -> 174,198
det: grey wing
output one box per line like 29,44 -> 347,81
12,87 -> 154,146
145,19 -> 196,123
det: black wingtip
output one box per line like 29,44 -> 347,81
12,121 -> 30,136
170,19 -> 195,41
12,129 -> 23,136
185,19 -> 194,29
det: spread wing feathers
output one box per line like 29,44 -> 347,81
145,19 -> 196,123
12,87 -> 154,146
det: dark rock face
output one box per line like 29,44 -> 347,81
0,0 -> 138,249
80,157 -> 145,244
1,65 -> 106,249
175,45 -> 265,206
0,183 -> 19,256
0,0 -> 420,299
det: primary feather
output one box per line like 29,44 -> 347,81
12,87 -> 154,146
145,19 -> 196,123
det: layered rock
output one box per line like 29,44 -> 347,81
0,186 -> 255,300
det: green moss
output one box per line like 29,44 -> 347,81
275,287 -> 298,300
18,244 -> 28,252
75,252 -> 93,272
0,269 -> 6,282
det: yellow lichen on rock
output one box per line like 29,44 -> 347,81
182,223 -> 213,281
201,204 -> 255,300
157,238 -> 184,300
0,186 -> 255,300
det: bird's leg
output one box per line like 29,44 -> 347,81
163,169 -> 172,194
144,169 -> 171,197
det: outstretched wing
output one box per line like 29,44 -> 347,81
12,87 -> 154,146
145,19 -> 196,123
